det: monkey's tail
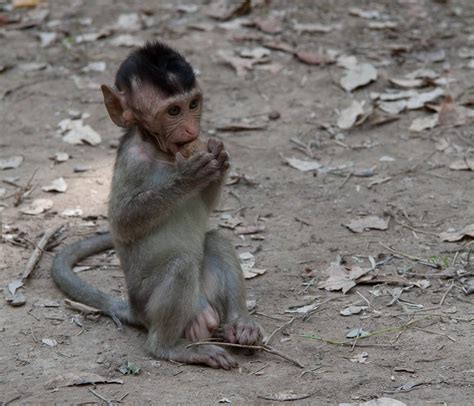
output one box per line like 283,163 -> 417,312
51,233 -> 141,328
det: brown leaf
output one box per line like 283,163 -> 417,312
253,16 -> 282,34
207,0 -> 251,21
13,0 -> 40,8
295,51 -> 335,66
262,40 -> 295,54
318,260 -> 373,294
344,216 -> 389,233
235,225 -> 265,235
438,96 -> 469,127
440,224 -> 474,242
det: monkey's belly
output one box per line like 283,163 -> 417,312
116,198 -> 209,280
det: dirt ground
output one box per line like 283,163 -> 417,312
1,0 -> 474,405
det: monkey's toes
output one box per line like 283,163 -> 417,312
224,318 -> 263,346
197,345 -> 237,370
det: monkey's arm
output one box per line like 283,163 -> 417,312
110,151 -> 218,241
201,176 -> 226,212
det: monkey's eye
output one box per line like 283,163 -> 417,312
189,99 -> 199,110
168,106 -> 181,116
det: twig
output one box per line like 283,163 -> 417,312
264,317 -> 294,346
14,168 -> 38,207
439,281 -> 455,306
339,172 -> 353,189
186,341 -> 304,368
254,311 -> 289,321
412,326 -> 456,342
22,225 -> 63,280
249,363 -> 269,375
64,298 -> 100,315
88,388 -> 117,406
304,319 -> 418,347
378,242 -> 439,268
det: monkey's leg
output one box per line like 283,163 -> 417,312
203,230 -> 263,345
143,256 -> 237,369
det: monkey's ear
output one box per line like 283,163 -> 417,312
101,84 -> 133,128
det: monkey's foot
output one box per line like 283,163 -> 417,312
223,317 -> 263,346
184,305 -> 219,342
171,345 -> 237,370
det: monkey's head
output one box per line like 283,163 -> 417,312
101,41 -> 202,155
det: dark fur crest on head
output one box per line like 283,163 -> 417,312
115,41 -> 196,96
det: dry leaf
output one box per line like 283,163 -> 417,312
293,22 -> 339,33
207,0 -> 251,21
339,397 -> 407,406
219,213 -> 243,229
13,0 -> 40,8
45,372 -> 123,389
51,152 -> 69,163
284,157 -> 322,172
440,224 -> 474,242
438,96 -> 470,127
240,252 -> 266,279
377,100 -> 407,115
349,8 -> 381,19
239,47 -> 270,59
42,177 -> 68,193
58,119 -> 102,146
110,34 -> 143,47
448,158 -> 474,171
235,225 -> 265,235
340,305 -> 367,316
259,391 -> 312,402
218,51 -> 257,77
344,216 -> 389,233
253,16 -> 283,34
61,208 -> 83,217
295,50 -> 335,65
20,198 -> 54,215
406,88 -> 444,109
318,259 -> 372,294
42,338 -> 58,347
340,63 -> 377,92
368,21 -> 397,29
0,155 -> 23,170
114,13 -> 143,32
286,302 -> 319,315
337,100 -> 366,129
37,32 -> 57,47
350,351 -> 369,364
409,115 -> 439,132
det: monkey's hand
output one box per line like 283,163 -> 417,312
184,304 -> 220,342
223,316 -> 263,346
207,138 -> 230,174
175,150 -> 223,186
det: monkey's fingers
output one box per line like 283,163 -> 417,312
207,138 -> 224,157
216,151 -> 230,170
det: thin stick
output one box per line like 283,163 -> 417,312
22,225 -> 63,280
412,326 -> 456,342
378,242 -> 438,268
439,281 -> 454,306
186,341 -> 304,368
249,363 -> 269,375
64,298 -> 100,315
305,319 -> 418,347
88,388 -> 116,406
264,317 -> 294,346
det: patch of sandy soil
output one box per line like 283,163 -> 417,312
1,0 -> 473,404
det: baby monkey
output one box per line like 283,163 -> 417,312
52,41 -> 262,369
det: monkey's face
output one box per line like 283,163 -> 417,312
133,88 -> 202,155
101,83 -> 203,155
